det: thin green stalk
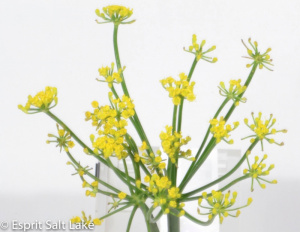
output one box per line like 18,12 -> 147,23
45,111 -> 141,188
179,64 -> 258,192
113,24 -> 154,156
99,203 -> 134,220
123,159 -> 134,195
183,175 -> 250,202
179,98 -> 229,190
140,203 -> 160,232
181,140 -> 259,198
184,212 -> 215,226
177,57 -> 198,133
179,139 -> 216,191
66,150 -> 120,195
126,206 -> 138,232
168,105 -> 178,181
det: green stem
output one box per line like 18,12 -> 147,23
99,203 -> 134,220
113,24 -> 154,158
123,159 -> 134,195
66,150 -> 120,196
177,57 -> 198,133
179,98 -> 229,190
140,203 -> 160,232
183,175 -> 250,202
126,206 -> 138,232
168,214 -> 180,232
179,64 -> 258,192
45,111 -> 141,188
184,212 -> 215,226
182,140 -> 258,198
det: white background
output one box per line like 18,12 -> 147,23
0,0 -> 300,231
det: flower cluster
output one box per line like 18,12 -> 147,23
46,124 -> 75,152
145,175 -> 185,216
86,93 -> 135,159
18,86 -> 57,113
219,79 -> 247,106
83,180 -> 99,198
70,211 -> 103,226
159,126 -> 194,163
67,162 -> 93,177
95,5 -> 135,24
243,154 -> 277,191
135,143 -> 166,173
184,34 -> 217,62
209,117 -> 239,144
160,73 -> 196,105
198,191 -> 252,224
243,112 -> 287,150
97,63 -> 124,88
242,38 -> 273,70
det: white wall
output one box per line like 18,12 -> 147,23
0,0 -> 299,231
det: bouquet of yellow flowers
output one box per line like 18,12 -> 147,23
19,5 -> 286,232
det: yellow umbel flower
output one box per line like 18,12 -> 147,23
86,94 -> 135,159
209,117 -> 239,144
46,124 -> 75,152
159,125 -> 194,163
243,154 -> 277,191
242,38 -> 273,70
70,211 -> 103,226
160,73 -> 196,105
136,148 -> 166,174
242,112 -> 287,150
146,175 -> 184,216
95,5 -> 135,25
18,86 -> 57,114
97,63 -> 124,88
218,79 -> 247,106
81,178 -> 98,198
184,34 -> 217,62
118,192 -> 127,200
198,191 -> 252,224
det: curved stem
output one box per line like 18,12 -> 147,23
140,203 -> 160,232
113,24 -> 154,158
181,140 -> 258,198
184,211 -> 215,226
179,64 -> 258,192
126,206 -> 138,232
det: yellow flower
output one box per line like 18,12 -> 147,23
47,124 -> 75,152
198,190 -> 252,224
184,34 -> 217,62
87,94 -> 135,159
209,117 -> 239,144
97,63 -> 124,88
160,73 -> 196,106
243,112 -> 287,150
118,192 -> 127,200
218,79 -> 247,106
159,125 -> 193,163
242,38 -> 273,70
18,86 -> 58,113
244,154 -> 277,191
93,218 -> 103,226
95,5 -> 135,24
